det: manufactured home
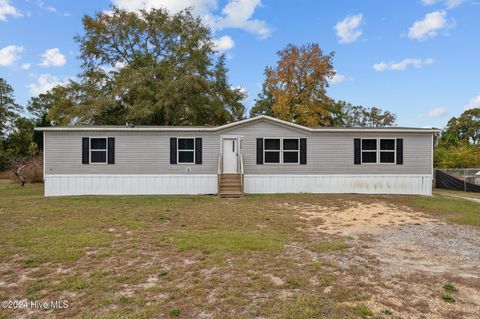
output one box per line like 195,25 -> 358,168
36,115 -> 439,197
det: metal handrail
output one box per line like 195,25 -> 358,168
240,154 -> 244,175
217,154 -> 222,175
217,154 -> 222,194
240,154 -> 244,192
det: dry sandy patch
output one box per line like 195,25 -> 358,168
280,201 -> 439,236
281,200 -> 480,318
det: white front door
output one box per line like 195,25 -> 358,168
222,138 -> 238,173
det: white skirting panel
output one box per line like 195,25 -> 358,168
244,175 -> 432,195
44,175 -> 217,196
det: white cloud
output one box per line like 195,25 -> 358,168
465,95 -> 480,110
334,14 -> 363,44
418,107 -> 448,118
408,11 -> 452,40
111,0 -> 272,39
212,0 -> 272,39
100,60 -> 127,74
421,0 -> 466,9
213,35 -> 234,54
114,61 -> 126,70
36,1 -> 71,16
0,45 -> 24,66
111,0 -> 217,16
373,58 -> 434,71
21,63 -> 31,70
231,85 -> 248,96
0,0 -> 21,21
27,74 -> 68,95
328,72 -> 347,85
36,0 -> 56,12
40,48 -> 66,67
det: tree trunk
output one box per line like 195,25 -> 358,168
12,165 -> 26,187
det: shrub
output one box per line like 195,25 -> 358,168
434,144 -> 480,168
22,155 -> 43,183
441,295 -> 455,303
170,308 -> 180,317
354,304 -> 374,317
443,283 -> 457,292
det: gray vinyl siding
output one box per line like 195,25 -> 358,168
221,121 -> 432,175
44,119 -> 433,176
45,131 -> 219,175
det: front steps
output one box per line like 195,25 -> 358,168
218,174 -> 243,198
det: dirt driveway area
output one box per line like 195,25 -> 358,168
281,201 -> 480,318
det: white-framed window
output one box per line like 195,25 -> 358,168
361,139 -> 377,164
361,138 -> 396,164
90,137 -> 107,164
264,138 -> 300,164
178,138 -> 195,164
283,138 -> 299,164
380,139 -> 396,163
264,138 -> 281,163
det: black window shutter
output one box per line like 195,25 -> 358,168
396,138 -> 403,165
170,138 -> 177,164
82,137 -> 89,164
195,137 -> 202,164
256,138 -> 263,165
107,137 -> 115,164
300,138 -> 307,164
354,138 -> 361,165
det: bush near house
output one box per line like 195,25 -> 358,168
434,144 -> 480,168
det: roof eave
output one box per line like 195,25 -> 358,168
34,127 -> 213,132
34,115 -> 441,133
313,128 -> 441,133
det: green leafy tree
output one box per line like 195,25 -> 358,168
434,108 -> 480,168
30,7 -> 243,126
30,113 -> 50,151
250,89 -> 275,117
27,87 -> 75,125
440,108 -> 480,145
5,117 -> 35,158
0,78 -> 20,137
336,101 -> 396,127
212,55 -> 246,121
0,78 -> 23,170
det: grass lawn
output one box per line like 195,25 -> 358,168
0,180 -> 478,318
412,194 -> 480,226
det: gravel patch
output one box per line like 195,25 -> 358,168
367,223 -> 480,278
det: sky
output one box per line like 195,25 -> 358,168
1,0 -> 479,128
